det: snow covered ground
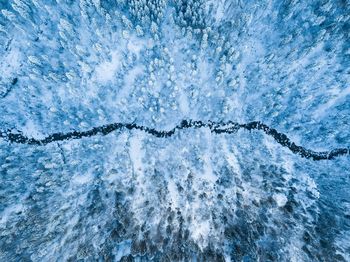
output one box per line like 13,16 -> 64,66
0,0 -> 349,261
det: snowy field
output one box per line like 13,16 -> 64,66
0,0 -> 349,261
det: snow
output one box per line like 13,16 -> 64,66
129,133 -> 144,175
314,86 -> 350,118
114,240 -> 132,261
21,119 -> 45,139
201,128 -> 217,182
192,220 -> 211,247
273,193 -> 288,207
0,0 -> 349,261
94,50 -> 122,84
72,171 -> 94,185
0,203 -> 24,226
0,47 -> 22,79
178,89 -> 190,114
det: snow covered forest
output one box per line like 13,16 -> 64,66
0,0 -> 349,261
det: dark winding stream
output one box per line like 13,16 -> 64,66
1,120 -> 348,161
